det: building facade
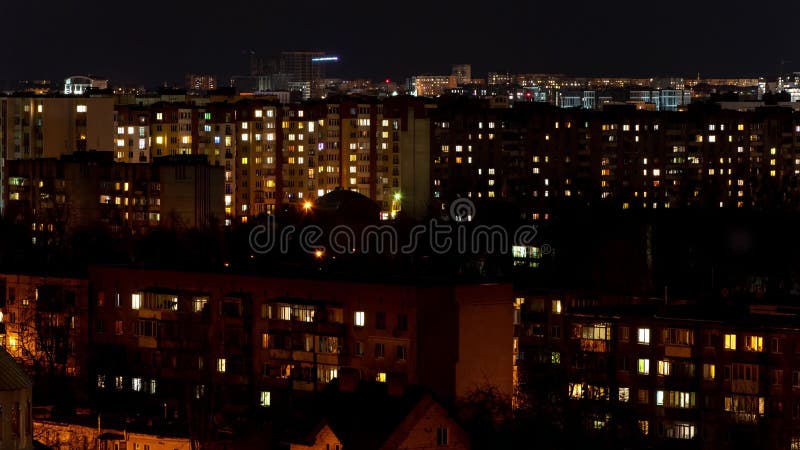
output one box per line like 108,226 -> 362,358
85,266 -> 513,425
514,291 -> 800,449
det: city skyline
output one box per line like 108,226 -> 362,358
2,0 -> 799,86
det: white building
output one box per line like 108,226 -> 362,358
64,76 -> 109,95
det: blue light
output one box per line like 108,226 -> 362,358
311,56 -> 339,62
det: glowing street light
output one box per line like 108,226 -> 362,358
314,249 -> 324,259
303,201 -> 313,212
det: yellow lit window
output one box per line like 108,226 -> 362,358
376,372 -> 387,383
703,364 -> 715,380
744,335 -> 763,352
638,420 -> 649,436
724,334 -> 736,350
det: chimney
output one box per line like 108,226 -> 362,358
338,367 -> 360,392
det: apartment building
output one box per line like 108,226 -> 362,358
514,291 -> 800,449
3,152 -> 224,234
0,273 -> 89,406
85,266 -> 513,423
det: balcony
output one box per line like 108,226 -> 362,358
665,345 -> 692,358
580,339 -> 609,353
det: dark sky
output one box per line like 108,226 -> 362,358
2,0 -> 798,87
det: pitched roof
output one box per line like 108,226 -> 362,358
0,347 -> 32,391
289,381 -> 435,450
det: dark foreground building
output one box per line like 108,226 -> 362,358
514,290 -> 800,450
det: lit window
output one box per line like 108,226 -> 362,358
744,335 -> 763,352
703,364 -> 716,380
260,391 -> 271,407
552,300 -> 562,314
376,372 -> 387,383
76,105 -> 87,113
255,109 -> 263,118
637,328 -> 650,344
131,293 -> 141,310
638,358 -> 650,375
156,112 -> 163,121
724,334 -> 737,350
658,360 -> 671,377
355,311 -> 365,327
193,297 -> 207,313
132,377 -> 142,392
241,133 -> 249,141
217,358 -> 226,373
619,387 -> 630,402
656,390 -> 664,405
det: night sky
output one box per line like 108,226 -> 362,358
2,0 -> 798,87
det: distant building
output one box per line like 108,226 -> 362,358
413,76 -> 457,97
185,74 -> 217,91
64,75 -> 108,95
0,96 -> 115,158
0,347 -> 33,450
487,72 -> 513,86
452,64 -> 472,86
3,152 -> 225,235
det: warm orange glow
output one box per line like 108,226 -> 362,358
303,201 -> 313,211
315,249 -> 324,259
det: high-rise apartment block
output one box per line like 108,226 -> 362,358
452,64 -> 472,86
185,74 -> 217,91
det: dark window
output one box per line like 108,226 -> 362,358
436,427 -> 448,446
397,314 -> 408,332
376,312 -> 386,330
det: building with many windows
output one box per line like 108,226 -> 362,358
3,152 -> 224,235
85,266 -> 513,425
514,290 -> 800,449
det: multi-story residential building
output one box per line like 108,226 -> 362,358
85,265 -> 513,424
428,100 -> 800,220
3,152 -> 224,235
452,64 -> 472,86
0,273 -> 89,401
514,291 -> 800,450
112,104 -> 151,163
414,76 -> 457,97
185,74 -> 217,92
